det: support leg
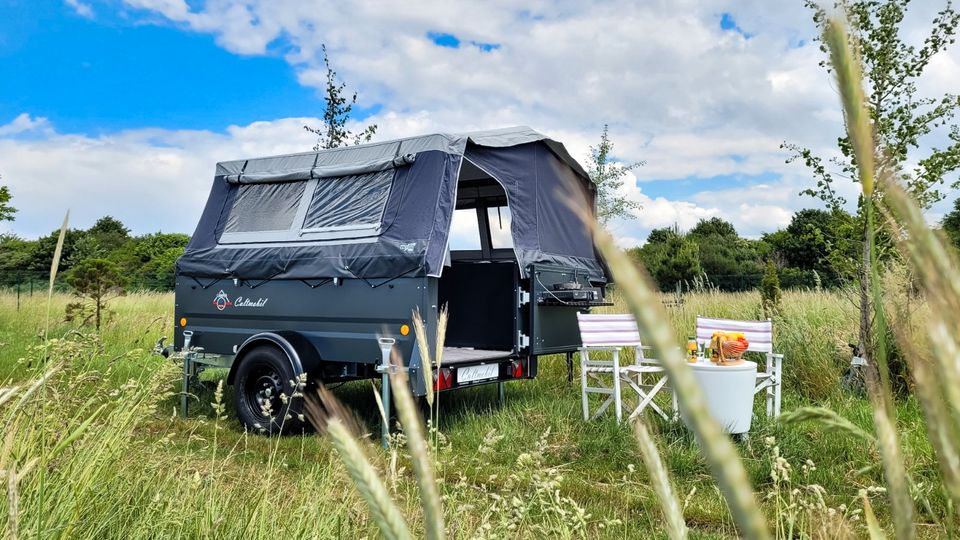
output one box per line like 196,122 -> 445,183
498,382 -> 505,405
180,355 -> 191,418
381,370 -> 391,449
377,338 -> 397,449
566,351 -> 574,383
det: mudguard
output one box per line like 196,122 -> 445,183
226,331 -> 322,385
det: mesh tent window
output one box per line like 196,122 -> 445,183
302,170 -> 393,232
224,182 -> 306,234
219,169 -> 395,244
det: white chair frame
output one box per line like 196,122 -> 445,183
695,316 -> 784,418
577,314 -> 671,422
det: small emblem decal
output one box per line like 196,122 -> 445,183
212,290 -> 268,311
213,290 -> 233,311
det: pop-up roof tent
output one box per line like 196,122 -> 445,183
178,126 -> 606,282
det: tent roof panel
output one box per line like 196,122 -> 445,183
214,126 -> 591,182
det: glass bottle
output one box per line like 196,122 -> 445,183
686,337 -> 698,363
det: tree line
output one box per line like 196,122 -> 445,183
0,216 -> 189,291
629,201 -> 960,292
1,192 -> 958,296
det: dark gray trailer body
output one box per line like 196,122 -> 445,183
172,126 -> 610,433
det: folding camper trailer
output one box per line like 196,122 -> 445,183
171,126 -> 610,433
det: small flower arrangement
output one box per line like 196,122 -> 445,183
709,331 -> 749,365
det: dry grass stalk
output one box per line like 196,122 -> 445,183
303,385 -> 365,438
370,380 -> 388,429
7,462 -> 18,540
878,178 -> 960,508
862,495 -> 885,540
47,210 -> 69,300
6,366 -> 59,421
434,305 -> 448,374
781,407 -> 875,444
0,427 -> 15,471
0,385 -> 21,409
303,388 -> 412,539
387,350 -> 445,540
412,308 -> 434,407
631,419 -> 688,539
587,221 -> 769,539
326,419 -> 414,540
824,17 -> 915,539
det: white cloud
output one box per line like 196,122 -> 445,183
0,115 -> 317,237
65,0 -> 94,19
4,1 -> 960,245
0,114 -> 54,137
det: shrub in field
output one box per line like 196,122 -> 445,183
760,259 -> 782,318
65,258 -> 126,331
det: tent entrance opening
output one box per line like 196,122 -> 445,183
437,165 -> 518,364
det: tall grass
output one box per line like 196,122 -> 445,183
0,350 -> 376,538
0,289 -> 945,537
4,14 -> 960,538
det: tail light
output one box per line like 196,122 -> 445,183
511,360 -> 524,378
433,367 -> 453,391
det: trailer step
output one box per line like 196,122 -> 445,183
439,347 -> 512,365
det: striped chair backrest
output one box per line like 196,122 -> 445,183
577,313 -> 642,347
695,316 -> 773,353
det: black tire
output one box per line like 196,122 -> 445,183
233,345 -> 307,434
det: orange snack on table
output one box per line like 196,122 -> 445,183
709,331 -> 749,365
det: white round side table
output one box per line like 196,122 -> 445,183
680,360 -> 758,435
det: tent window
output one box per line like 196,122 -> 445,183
449,209 -> 482,251
486,206 -> 513,249
224,182 -> 306,234
302,170 -> 392,232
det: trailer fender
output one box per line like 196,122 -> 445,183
227,331 -> 322,385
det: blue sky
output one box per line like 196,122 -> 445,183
0,0 -> 331,133
0,1 -> 957,242
0,1 -> 757,143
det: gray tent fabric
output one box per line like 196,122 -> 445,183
178,126 -> 606,282
224,153 -> 417,184
463,142 -> 603,278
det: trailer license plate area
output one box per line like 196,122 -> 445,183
457,364 -> 499,384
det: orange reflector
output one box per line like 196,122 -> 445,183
179,317 -> 187,327
400,324 -> 410,336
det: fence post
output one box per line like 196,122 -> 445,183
16,272 -> 21,312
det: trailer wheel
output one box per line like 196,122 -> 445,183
233,345 -> 307,434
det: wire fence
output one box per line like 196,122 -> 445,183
0,269 -> 176,299
655,270 -> 824,293
0,267 -> 827,307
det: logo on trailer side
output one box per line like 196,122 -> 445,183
213,290 -> 233,311
212,290 -> 268,311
